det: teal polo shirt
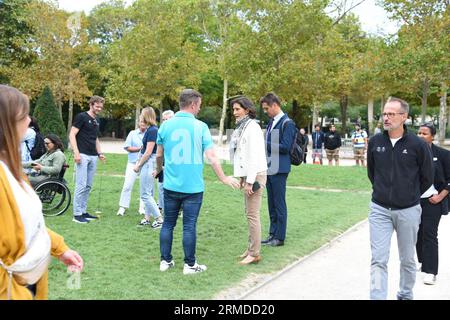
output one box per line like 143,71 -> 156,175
156,111 -> 214,193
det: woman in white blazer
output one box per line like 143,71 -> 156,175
230,96 -> 268,265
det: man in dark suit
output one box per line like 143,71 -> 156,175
260,93 -> 296,247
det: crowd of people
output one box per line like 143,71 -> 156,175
1,84 -> 449,300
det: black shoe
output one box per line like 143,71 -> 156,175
82,212 -> 98,221
267,239 -> 284,247
261,235 -> 274,244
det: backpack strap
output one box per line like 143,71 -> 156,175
280,116 -> 293,136
24,140 -> 31,152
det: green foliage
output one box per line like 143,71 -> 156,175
33,86 -> 68,145
0,0 -> 35,82
2,0 -> 447,138
197,106 -> 222,128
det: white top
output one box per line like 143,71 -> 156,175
0,160 -> 45,248
269,111 -> 285,133
123,129 -> 145,163
232,120 -> 268,184
390,137 -> 401,147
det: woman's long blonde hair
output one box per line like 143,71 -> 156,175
0,85 -> 30,182
140,106 -> 157,126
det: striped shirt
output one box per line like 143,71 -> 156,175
352,130 -> 367,148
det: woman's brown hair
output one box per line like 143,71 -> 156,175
0,85 -> 30,182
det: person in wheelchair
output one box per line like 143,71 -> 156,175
23,134 -> 66,188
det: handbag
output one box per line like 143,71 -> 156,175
0,220 -> 51,299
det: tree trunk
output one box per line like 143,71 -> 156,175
159,100 -> 164,124
67,96 -> 74,137
135,105 -> 140,129
380,95 -> 385,115
438,82 -> 448,145
421,78 -> 429,123
368,97 -> 374,135
218,78 -> 228,146
57,99 -> 63,120
340,94 -> 348,136
259,102 -> 264,123
292,99 -> 298,124
312,102 -> 319,129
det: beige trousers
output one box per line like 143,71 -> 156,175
244,172 -> 267,257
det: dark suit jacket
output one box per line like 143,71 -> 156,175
266,114 -> 296,175
431,144 -> 450,215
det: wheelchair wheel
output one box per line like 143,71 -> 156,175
35,180 -> 71,217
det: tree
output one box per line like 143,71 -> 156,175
7,0 -> 91,132
106,0 -> 205,127
0,0 -> 35,83
195,0 -> 259,144
33,86 -> 68,145
382,0 -> 449,141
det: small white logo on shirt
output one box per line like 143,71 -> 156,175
402,149 -> 408,154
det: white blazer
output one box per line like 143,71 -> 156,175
233,120 -> 268,184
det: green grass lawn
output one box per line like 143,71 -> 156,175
46,154 -> 371,299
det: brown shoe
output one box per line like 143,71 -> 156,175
239,255 -> 262,265
238,250 -> 249,259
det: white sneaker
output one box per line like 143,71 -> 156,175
151,217 -> 164,229
423,273 -> 436,285
117,207 -> 125,216
138,218 -> 151,226
160,260 -> 175,272
183,262 -> 207,275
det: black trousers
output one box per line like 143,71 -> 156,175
416,198 -> 442,275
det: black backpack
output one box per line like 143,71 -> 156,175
25,129 -> 46,160
281,118 -> 305,166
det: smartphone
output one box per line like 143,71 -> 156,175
252,181 -> 261,192
31,163 -> 38,167
154,170 -> 163,179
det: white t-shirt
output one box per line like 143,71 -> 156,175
390,137 -> 401,147
0,160 -> 44,248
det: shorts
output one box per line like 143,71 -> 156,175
326,148 -> 340,161
353,148 -> 365,160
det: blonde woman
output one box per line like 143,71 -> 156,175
230,96 -> 267,265
133,107 -> 163,228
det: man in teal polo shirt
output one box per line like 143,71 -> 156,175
155,89 -> 239,274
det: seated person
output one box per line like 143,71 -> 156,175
23,134 -> 66,187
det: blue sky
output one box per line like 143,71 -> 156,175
57,0 -> 400,35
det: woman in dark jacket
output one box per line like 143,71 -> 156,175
416,123 -> 450,285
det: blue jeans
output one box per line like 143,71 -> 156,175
73,153 -> 98,216
160,189 -> 203,266
139,155 -> 160,218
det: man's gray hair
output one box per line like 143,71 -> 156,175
179,89 -> 202,109
387,97 -> 409,114
162,110 -> 174,118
